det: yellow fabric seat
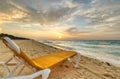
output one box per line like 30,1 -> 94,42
19,50 -> 76,69
32,50 -> 76,69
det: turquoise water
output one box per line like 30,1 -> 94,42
49,40 -> 120,57
40,40 -> 120,66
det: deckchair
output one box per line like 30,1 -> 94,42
0,37 -> 80,79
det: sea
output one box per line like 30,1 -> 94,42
39,40 -> 120,67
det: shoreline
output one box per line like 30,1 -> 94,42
76,49 -> 120,67
0,39 -> 120,79
39,40 -> 120,67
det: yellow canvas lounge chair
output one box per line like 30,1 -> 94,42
0,37 -> 80,79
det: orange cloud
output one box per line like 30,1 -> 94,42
0,11 -> 26,23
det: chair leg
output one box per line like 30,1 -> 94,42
67,58 -> 72,62
7,61 -> 23,77
29,68 -> 51,79
23,63 -> 51,79
74,53 -> 80,68
17,65 -> 25,75
41,68 -> 51,79
0,62 -> 10,77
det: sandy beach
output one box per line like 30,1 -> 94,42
0,39 -> 120,79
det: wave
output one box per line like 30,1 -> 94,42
40,40 -> 120,67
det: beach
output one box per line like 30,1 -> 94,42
0,39 -> 120,79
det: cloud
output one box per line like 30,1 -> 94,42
0,0 -> 27,23
70,0 -> 120,37
0,0 -> 79,26
66,27 -> 93,35
103,23 -> 120,33
1,0 -> 119,26
0,0 -> 120,40
82,0 -> 120,26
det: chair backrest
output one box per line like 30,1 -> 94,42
2,37 -> 20,54
2,37 -> 35,67
2,37 -> 35,66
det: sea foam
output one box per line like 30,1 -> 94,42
40,40 -> 120,67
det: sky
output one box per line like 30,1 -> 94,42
0,0 -> 120,40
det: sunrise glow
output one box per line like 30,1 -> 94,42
57,33 -> 63,39
0,0 -> 120,40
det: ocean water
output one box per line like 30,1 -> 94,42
40,40 -> 120,67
